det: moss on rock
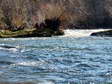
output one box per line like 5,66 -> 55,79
0,28 -> 36,38
0,28 -> 64,38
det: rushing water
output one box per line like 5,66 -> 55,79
0,29 -> 112,84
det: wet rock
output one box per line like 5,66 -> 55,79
91,30 -> 112,37
34,28 -> 64,37
0,28 -> 64,38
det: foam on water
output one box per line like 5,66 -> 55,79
15,60 -> 46,66
64,29 -> 111,37
38,81 -> 54,84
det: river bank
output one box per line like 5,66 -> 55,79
0,28 -> 64,38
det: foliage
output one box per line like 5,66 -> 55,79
0,0 -> 112,30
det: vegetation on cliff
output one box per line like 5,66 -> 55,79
0,0 -> 112,37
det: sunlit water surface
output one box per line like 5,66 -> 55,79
0,29 -> 112,84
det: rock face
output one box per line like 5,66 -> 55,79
91,30 -> 112,37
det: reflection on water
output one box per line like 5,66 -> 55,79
0,30 -> 112,84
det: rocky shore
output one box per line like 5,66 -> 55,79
0,28 -> 64,38
0,14 -> 64,38
91,30 -> 112,37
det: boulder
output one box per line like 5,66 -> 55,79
91,30 -> 112,37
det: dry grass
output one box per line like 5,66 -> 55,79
0,0 -> 76,30
36,2 -> 73,29
0,0 -> 84,29
0,0 -> 112,30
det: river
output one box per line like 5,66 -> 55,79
0,29 -> 112,84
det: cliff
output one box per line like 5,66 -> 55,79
0,0 -> 112,37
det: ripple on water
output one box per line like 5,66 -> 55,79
0,33 -> 112,84
0,81 -> 54,84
